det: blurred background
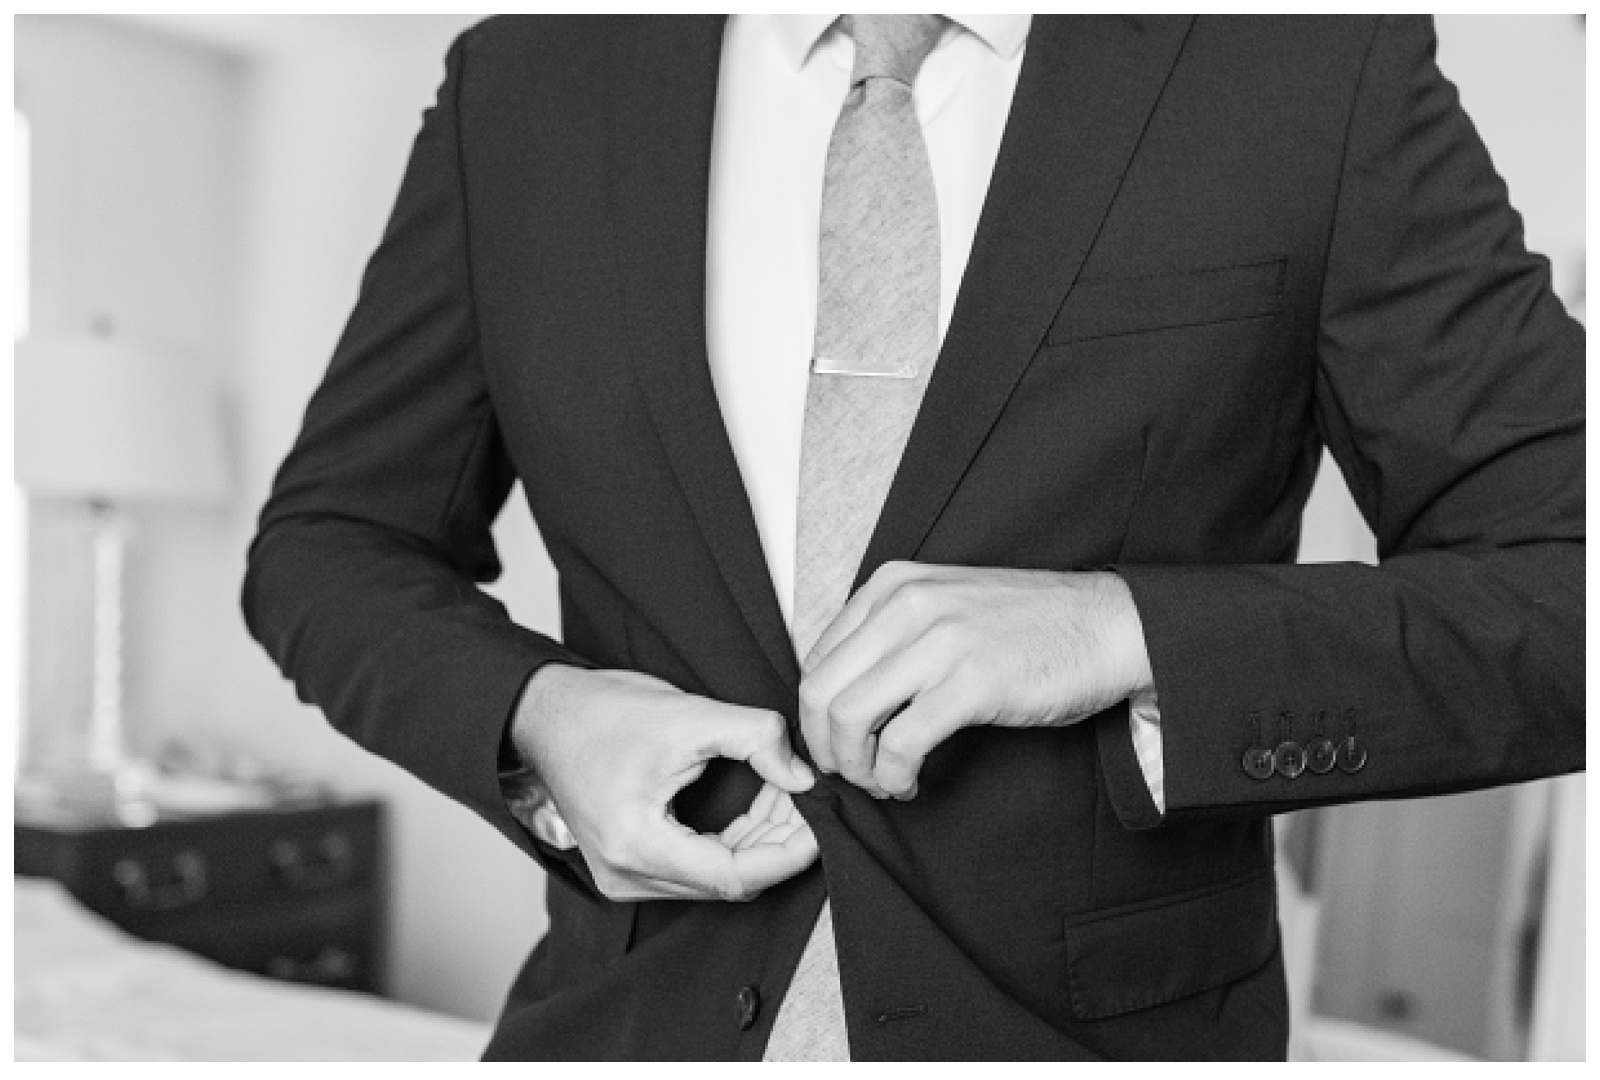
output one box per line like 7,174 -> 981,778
9,14 -> 1585,1062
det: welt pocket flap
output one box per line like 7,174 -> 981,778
1062,867 -> 1279,1020
1048,257 -> 1287,345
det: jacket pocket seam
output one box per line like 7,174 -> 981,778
1047,255 -> 1287,346
1076,255 -> 1287,288
1066,939 -> 1281,1023
1065,864 -> 1274,932
1061,866 -> 1279,1021
1047,309 -> 1280,348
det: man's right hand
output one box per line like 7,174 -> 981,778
509,664 -> 819,903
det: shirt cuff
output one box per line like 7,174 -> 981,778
1128,686 -> 1165,814
501,768 -> 579,851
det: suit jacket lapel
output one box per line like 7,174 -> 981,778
605,17 -> 802,690
857,15 -> 1196,588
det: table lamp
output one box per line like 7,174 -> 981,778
14,328 -> 230,821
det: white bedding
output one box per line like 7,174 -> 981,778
14,878 -> 492,1061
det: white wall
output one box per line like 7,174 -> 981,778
217,17 -> 555,1022
16,16 -> 244,774
17,13 -> 552,1022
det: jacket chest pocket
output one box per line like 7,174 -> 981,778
1047,257 -> 1287,346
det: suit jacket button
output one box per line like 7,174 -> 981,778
1242,747 -> 1276,780
736,985 -> 761,1031
1306,738 -> 1337,774
1273,741 -> 1307,779
1337,735 -> 1368,774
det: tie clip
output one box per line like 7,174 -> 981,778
812,355 -> 917,379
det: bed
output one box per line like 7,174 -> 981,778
17,869 -> 1464,1061
14,877 -> 492,1061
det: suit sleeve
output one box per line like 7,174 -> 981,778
242,31 -> 597,876
1104,15 -> 1584,829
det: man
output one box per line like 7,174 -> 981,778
244,15 -> 1583,1060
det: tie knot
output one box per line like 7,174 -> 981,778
842,14 -> 946,88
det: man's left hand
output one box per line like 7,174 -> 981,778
799,562 -> 1154,800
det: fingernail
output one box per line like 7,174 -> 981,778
792,759 -> 815,786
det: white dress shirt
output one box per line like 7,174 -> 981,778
704,14 -> 1165,809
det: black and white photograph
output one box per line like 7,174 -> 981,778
9,13 -> 1586,1063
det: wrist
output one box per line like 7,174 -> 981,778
503,664 -> 587,851
508,662 -> 588,777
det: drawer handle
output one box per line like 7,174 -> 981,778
266,946 -> 358,986
270,832 -> 354,890
112,850 -> 209,910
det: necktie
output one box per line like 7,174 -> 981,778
767,15 -> 946,1061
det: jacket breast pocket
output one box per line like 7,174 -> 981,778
1047,257 -> 1287,346
1062,866 -> 1280,1020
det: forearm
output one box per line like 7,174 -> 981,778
1112,542 -> 1583,826
244,514 -> 590,860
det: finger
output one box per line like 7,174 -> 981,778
872,680 -> 975,799
745,781 -> 781,823
802,572 -> 951,768
719,809 -> 761,850
654,814 -> 820,901
700,706 -> 815,793
727,820 -> 820,894
638,819 -> 745,898
734,819 -> 781,852
604,873 -> 717,903
825,633 -> 946,796
804,560 -> 928,673
718,781 -> 784,848
804,594 -> 875,676
800,610 -> 905,777
752,819 -> 807,847
734,791 -> 801,850
755,789 -> 799,828
769,791 -> 799,825
640,817 -> 820,901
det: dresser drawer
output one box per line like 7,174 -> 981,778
17,799 -> 387,993
140,890 -> 381,993
19,802 -> 382,920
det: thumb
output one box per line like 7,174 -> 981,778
711,707 -> 815,794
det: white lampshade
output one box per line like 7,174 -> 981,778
15,333 -> 230,504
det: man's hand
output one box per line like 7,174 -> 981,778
511,665 -> 818,902
799,562 -> 1154,800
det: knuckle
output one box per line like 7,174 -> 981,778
951,654 -> 989,692
923,617 -> 965,654
755,710 -> 786,743
877,725 -> 919,764
590,868 -> 626,900
871,560 -> 911,588
798,680 -> 829,714
892,581 -> 926,613
715,875 -> 753,903
895,580 -> 948,623
877,768 -> 913,798
827,696 -> 863,735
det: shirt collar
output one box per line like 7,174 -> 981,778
772,14 -> 1031,70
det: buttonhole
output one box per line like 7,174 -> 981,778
874,1004 -> 929,1025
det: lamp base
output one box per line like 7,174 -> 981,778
14,758 -> 160,828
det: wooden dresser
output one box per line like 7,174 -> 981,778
16,798 -> 386,994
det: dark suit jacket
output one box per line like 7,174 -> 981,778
243,15 -> 1584,1061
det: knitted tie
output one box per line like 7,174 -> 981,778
767,15 -> 946,1061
